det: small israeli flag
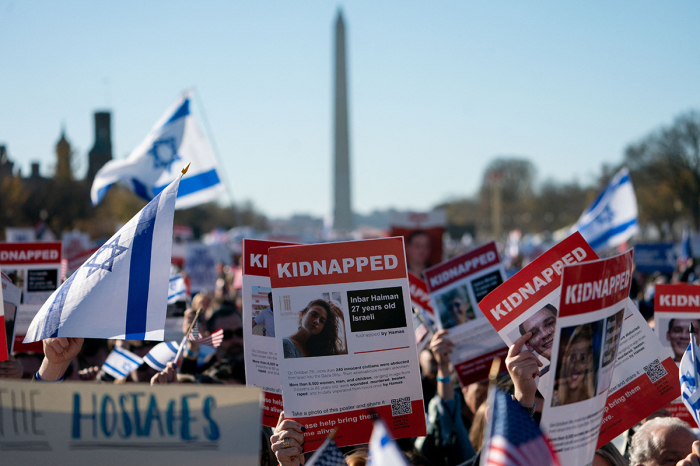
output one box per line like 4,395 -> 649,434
91,91 -> 226,209
101,347 -> 144,380
367,418 -> 408,466
144,341 -> 179,371
571,167 -> 639,251
168,272 -> 187,304
680,323 -> 700,426
24,175 -> 182,342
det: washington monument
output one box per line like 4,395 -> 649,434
333,10 -> 353,231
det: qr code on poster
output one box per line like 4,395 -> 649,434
391,397 -> 411,417
643,359 -> 667,383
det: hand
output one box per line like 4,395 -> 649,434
429,330 -> 454,375
151,362 -> 177,385
0,356 -> 23,379
271,411 -> 306,466
39,337 -> 84,381
506,332 -> 542,409
678,440 -> 700,466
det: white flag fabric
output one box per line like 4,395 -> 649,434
367,418 -> 408,466
680,329 -> 700,426
91,91 -> 226,209
570,167 -> 638,251
168,273 -> 187,304
101,347 -> 144,380
144,341 -> 179,371
24,176 -> 181,342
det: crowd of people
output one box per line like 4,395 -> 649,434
3,252 -> 700,466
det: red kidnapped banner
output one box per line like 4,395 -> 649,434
243,239 -> 297,277
655,283 -> 700,313
424,242 -> 499,292
0,242 -> 61,265
559,250 -> 634,316
480,232 -> 595,331
268,238 -> 407,288
408,272 -> 434,314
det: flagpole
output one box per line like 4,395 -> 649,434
174,307 -> 201,369
691,323 -> 698,384
191,87 -> 244,226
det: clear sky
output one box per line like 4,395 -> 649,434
1,1 -> 699,218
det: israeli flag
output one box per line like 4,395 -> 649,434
571,167 -> 639,251
101,347 -> 144,380
91,91 -> 226,209
367,418 -> 408,466
24,175 -> 181,342
144,341 -> 179,371
680,326 -> 700,426
168,272 -> 187,304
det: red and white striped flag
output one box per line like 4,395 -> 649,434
188,323 -> 223,348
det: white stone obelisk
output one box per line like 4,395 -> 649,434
333,10 -> 353,231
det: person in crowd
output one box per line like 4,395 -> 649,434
553,324 -> 596,406
629,417 -> 697,466
667,318 -> 700,363
283,299 -> 345,358
518,304 -> 557,374
419,349 -> 438,411
253,292 -> 276,337
179,305 -> 246,384
406,230 -> 433,278
34,336 -> 84,381
594,442 -> 628,466
0,355 -> 24,379
468,402 -> 488,452
415,329 -> 476,466
271,412 -> 307,466
678,440 -> 700,466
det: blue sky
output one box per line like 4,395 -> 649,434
1,1 -> 699,218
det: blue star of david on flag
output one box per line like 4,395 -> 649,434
148,137 -> 181,172
84,235 -> 128,277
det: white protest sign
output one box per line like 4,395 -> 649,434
242,239 -> 296,428
540,251 -> 634,465
269,238 -> 426,451
185,243 -> 218,293
0,379 -> 260,466
424,241 -> 508,386
0,241 -> 62,352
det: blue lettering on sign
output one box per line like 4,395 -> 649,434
71,392 -> 221,442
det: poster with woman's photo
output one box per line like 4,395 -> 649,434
269,238 -> 426,451
653,283 -> 700,427
481,233 -> 680,449
423,242 -> 508,387
540,250 -> 635,465
241,239 -> 296,428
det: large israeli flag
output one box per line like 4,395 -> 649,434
571,167 -> 639,251
25,175 -> 182,342
680,327 -> 700,426
91,91 -> 226,209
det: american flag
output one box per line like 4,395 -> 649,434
481,389 -> 560,466
305,438 -> 345,466
188,322 -> 223,348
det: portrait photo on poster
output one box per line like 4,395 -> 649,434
658,316 -> 700,363
251,285 -> 275,338
435,284 -> 476,329
507,301 -> 558,376
598,309 -> 625,395
281,292 -> 349,359
551,320 -> 603,407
